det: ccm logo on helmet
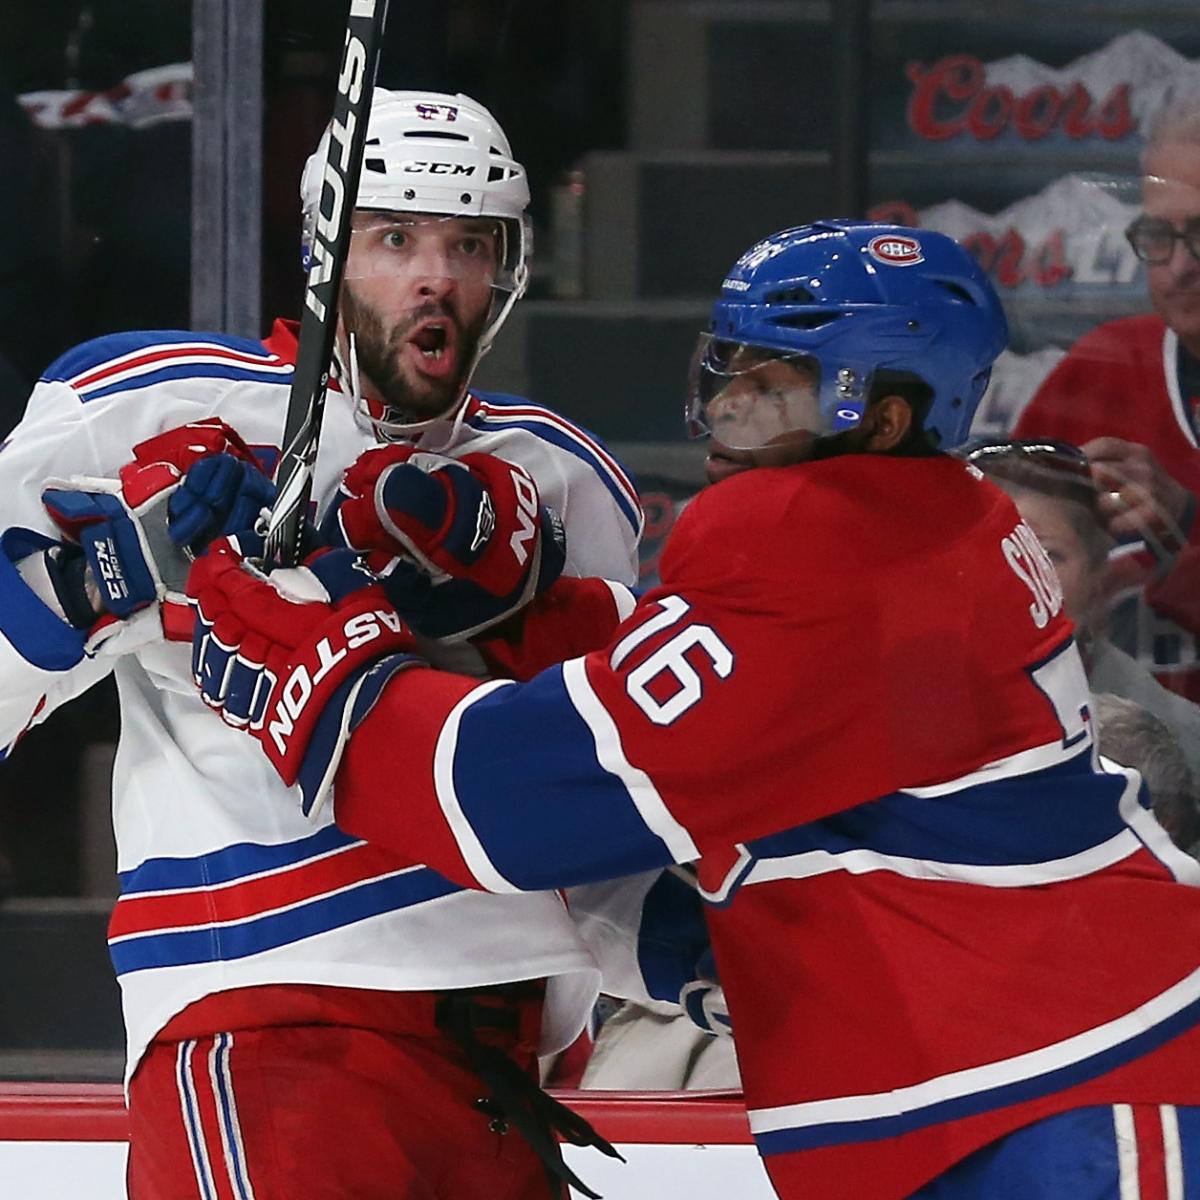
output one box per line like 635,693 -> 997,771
402,161 -> 477,176
867,235 -> 924,267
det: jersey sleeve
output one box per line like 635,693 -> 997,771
0,526 -> 116,756
0,376 -> 152,746
1142,540 -> 1200,638
332,464 -> 1081,896
554,446 -> 643,585
332,500 -> 858,891
474,574 -> 637,680
567,867 -> 711,1005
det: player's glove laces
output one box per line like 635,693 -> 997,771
322,445 -> 566,639
187,536 -> 422,816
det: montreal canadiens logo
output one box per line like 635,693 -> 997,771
867,235 -> 924,266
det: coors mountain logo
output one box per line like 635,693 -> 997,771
906,31 -> 1200,143
870,175 -> 1141,292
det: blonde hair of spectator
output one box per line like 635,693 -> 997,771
1092,690 -> 1200,853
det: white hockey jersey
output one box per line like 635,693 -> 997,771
0,319 -> 642,1078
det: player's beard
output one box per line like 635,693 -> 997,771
341,287 -> 487,422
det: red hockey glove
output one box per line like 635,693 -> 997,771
187,538 -> 422,816
42,419 -> 273,646
321,445 -> 566,640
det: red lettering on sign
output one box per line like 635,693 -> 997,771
907,55 -> 1136,143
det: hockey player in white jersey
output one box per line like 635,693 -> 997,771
0,90 -> 640,1199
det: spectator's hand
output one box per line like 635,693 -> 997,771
1085,436 -> 1193,551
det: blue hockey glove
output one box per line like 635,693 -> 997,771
167,452 -> 277,554
680,949 -> 731,1038
322,445 -> 566,640
42,420 -> 277,644
636,870 -> 731,1038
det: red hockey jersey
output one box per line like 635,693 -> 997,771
1014,313 -> 1200,699
332,453 -> 1200,1200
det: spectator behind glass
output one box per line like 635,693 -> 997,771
966,439 -> 1200,788
1092,691 -> 1200,855
1013,90 -> 1200,701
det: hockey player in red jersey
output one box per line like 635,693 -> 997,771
190,221 -> 1200,1199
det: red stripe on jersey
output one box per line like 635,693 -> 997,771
70,344 -> 283,390
473,398 -> 640,506
1134,1103 -> 1169,1200
109,841 -> 415,939
4,694 -> 49,757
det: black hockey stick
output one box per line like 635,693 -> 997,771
263,0 -> 391,566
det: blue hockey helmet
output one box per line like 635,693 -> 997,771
687,220 -> 1008,451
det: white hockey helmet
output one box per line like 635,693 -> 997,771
300,89 -> 532,435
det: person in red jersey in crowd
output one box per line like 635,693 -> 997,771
1015,91 -> 1200,701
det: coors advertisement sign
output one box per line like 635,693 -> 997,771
895,30 -> 1200,155
868,27 -> 1200,351
870,174 -> 1141,302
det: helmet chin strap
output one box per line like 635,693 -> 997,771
334,329 -> 475,448
337,278 -> 521,446
361,305 -> 509,446
333,331 -> 374,437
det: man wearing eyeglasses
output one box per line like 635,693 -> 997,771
1014,92 -> 1200,703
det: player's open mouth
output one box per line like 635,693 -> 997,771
705,444 -> 754,483
405,320 -> 458,380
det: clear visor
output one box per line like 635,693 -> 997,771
342,213 -> 513,289
686,334 -> 825,451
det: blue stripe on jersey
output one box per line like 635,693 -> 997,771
747,753 -> 1131,869
910,1107 -> 1133,1200
77,361 -> 291,403
213,1035 -> 255,1200
754,990 -> 1200,1156
0,528 -> 87,671
41,330 -> 275,385
468,390 -> 642,536
109,865 -> 461,975
118,824 -> 356,895
450,665 -> 676,889
177,1043 -> 217,1200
